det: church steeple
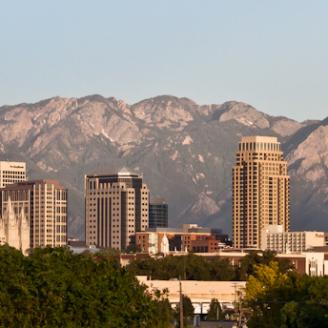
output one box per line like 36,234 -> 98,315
6,196 -> 20,249
0,196 -> 30,254
20,206 -> 30,255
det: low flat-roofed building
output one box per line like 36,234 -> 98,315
261,225 -> 325,253
135,224 -> 229,254
137,276 -> 245,314
324,233 -> 328,246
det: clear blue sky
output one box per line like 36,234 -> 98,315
0,0 -> 327,121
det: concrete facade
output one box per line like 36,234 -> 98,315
85,172 -> 149,250
261,225 -> 325,253
0,161 -> 26,188
137,276 -> 245,314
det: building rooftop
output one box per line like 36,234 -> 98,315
0,161 -> 26,168
240,135 -> 279,143
137,276 -> 246,304
141,226 -> 213,235
305,246 -> 328,252
0,179 -> 66,190
150,197 -> 167,205
86,172 -> 141,178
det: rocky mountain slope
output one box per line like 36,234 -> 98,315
0,95 -> 326,238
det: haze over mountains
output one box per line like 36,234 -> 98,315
0,95 -> 327,239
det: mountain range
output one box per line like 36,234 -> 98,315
0,95 -> 327,239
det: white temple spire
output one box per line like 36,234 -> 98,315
20,206 -> 30,255
0,196 -> 30,255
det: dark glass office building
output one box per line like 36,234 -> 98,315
149,198 -> 168,228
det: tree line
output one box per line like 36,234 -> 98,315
0,245 -> 174,328
2,245 -> 325,327
126,251 -> 292,281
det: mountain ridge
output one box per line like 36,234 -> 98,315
0,95 -> 326,239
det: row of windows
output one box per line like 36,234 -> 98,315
2,170 -> 25,174
55,226 -> 67,233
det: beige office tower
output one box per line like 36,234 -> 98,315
0,161 -> 26,188
85,172 -> 149,250
232,136 -> 290,249
0,180 -> 67,248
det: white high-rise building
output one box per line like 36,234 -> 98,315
0,197 -> 30,255
0,161 -> 26,188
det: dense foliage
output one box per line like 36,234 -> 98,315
245,261 -> 328,328
206,298 -> 224,321
0,245 -> 173,328
126,254 -> 236,280
126,251 -> 292,281
174,295 -> 194,328
237,250 -> 293,280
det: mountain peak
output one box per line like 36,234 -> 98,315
214,101 -> 270,129
0,94 -> 325,236
133,95 -> 197,107
131,95 -> 197,128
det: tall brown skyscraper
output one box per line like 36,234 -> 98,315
232,136 -> 290,249
85,172 -> 149,250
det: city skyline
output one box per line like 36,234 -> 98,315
1,2 -> 327,326
0,127 -> 324,250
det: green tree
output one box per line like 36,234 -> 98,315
126,254 -> 236,281
245,261 -> 288,302
245,261 -> 289,328
124,244 -> 142,254
0,245 -> 32,327
151,289 -> 175,328
0,245 -> 174,328
245,262 -> 328,328
175,294 -> 194,328
184,254 -> 210,280
237,250 -> 293,280
206,298 -> 223,321
209,258 -> 236,281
